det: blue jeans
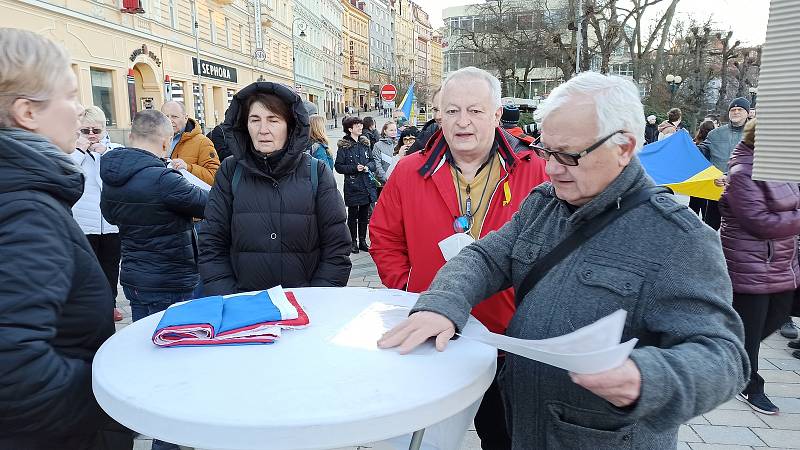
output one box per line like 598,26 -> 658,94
123,287 -> 193,450
123,287 -> 194,322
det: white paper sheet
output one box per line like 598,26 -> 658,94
459,309 -> 638,374
178,169 -> 211,191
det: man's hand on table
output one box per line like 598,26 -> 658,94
570,358 -> 642,408
378,311 -> 456,354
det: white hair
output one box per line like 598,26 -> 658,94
442,66 -> 502,109
536,72 -> 646,150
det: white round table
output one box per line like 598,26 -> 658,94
92,287 -> 497,450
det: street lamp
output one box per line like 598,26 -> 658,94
749,86 -> 758,108
665,74 -> 683,104
291,18 -> 308,95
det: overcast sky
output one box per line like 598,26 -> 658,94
415,0 -> 770,46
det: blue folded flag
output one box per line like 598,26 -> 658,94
152,286 -> 307,347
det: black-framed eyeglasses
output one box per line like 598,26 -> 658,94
530,130 -> 626,166
80,127 -> 103,135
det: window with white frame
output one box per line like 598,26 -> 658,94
225,18 -> 231,48
210,10 -> 218,43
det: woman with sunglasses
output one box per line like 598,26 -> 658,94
386,127 -> 419,179
71,106 -> 124,322
0,28 -> 132,449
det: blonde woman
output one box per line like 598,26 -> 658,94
71,106 -> 124,322
309,114 -> 334,169
0,28 -> 132,449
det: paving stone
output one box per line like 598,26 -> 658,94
767,358 -> 800,371
752,428 -> 800,448
677,443 -> 692,450
690,425 -> 764,446
770,397 -> 800,413
765,382 -> 800,397
760,348 -> 795,359
760,370 -> 800,384
688,415 -> 710,425
758,413 -> 800,431
346,281 -> 371,287
760,359 -> 779,370
680,424 -> 703,442
363,276 -> 383,282
716,398 -> 751,411
688,444 -> 754,450
703,409 -> 767,428
367,282 -> 387,288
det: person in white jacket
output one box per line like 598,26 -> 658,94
70,106 -> 124,321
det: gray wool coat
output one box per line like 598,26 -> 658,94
413,157 -> 748,450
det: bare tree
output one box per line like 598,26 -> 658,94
618,0 -> 680,83
733,46 -> 761,98
711,30 -> 741,113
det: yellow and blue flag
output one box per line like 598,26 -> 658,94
639,131 -> 724,200
399,81 -> 416,126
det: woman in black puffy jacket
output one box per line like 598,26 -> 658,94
199,82 -> 352,295
0,29 -> 131,450
335,116 -> 378,254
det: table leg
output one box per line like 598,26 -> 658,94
408,429 -> 425,450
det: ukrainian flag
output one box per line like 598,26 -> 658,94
639,131 -> 724,200
399,81 -> 416,126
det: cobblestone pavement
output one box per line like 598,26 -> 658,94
118,112 -> 800,449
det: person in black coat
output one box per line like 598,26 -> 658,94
362,115 -> 379,149
336,116 -> 379,254
207,124 -> 232,161
199,81 -> 351,295
644,114 -> 659,144
0,28 -> 132,450
100,110 -> 208,323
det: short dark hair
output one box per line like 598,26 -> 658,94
240,93 -> 294,130
667,108 -> 682,123
342,116 -> 363,134
362,116 -> 375,130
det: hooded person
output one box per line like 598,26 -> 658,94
199,82 -> 352,295
645,114 -> 659,144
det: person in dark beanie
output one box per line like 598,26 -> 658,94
498,103 -> 535,152
698,96 -> 751,230
335,116 -> 378,253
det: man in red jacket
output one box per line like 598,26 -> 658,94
370,67 -> 548,449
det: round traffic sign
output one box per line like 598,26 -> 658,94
380,84 -> 397,102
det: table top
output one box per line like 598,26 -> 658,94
92,287 -> 496,450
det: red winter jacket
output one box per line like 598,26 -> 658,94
370,128 -> 548,333
720,141 -> 800,294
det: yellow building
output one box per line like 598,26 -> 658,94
341,0 -> 370,111
392,0 -> 414,88
1,0 -> 296,141
430,33 -> 444,90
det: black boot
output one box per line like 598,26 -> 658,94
351,241 -> 359,254
359,238 -> 370,253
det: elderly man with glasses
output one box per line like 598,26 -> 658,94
379,71 -> 748,449
369,66 -> 548,450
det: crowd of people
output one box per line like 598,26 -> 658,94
2,27 -> 800,450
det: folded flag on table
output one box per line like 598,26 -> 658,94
152,286 -> 309,347
638,130 -> 724,200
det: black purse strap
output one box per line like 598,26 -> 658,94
515,186 -> 669,306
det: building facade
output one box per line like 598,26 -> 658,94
367,0 -> 393,109
391,0 -> 414,92
321,0 -> 345,117
341,0 -> 370,111
430,33 -> 444,91
0,0 -> 305,140
442,1 -> 565,98
411,3 -> 431,103
293,0 -> 327,113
